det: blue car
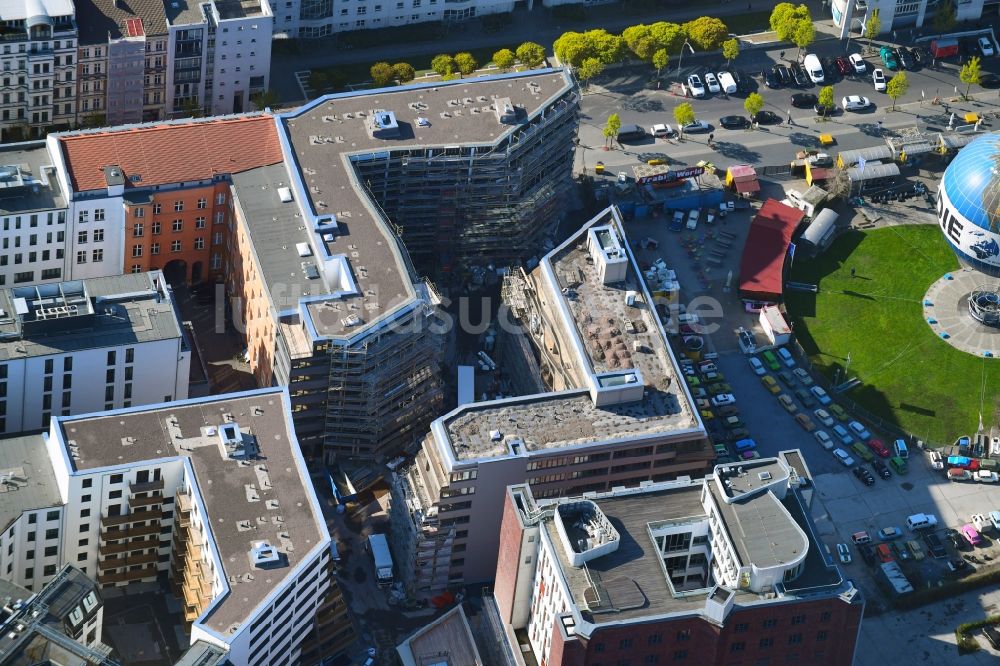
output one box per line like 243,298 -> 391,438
880,46 -> 899,70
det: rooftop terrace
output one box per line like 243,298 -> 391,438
53,390 -> 327,637
0,142 -> 66,215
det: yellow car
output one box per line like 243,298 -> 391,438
761,375 -> 780,394
700,409 -> 715,420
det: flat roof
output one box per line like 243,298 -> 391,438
0,434 -> 62,534
396,605 -> 483,666
214,0 -> 265,19
708,482 -> 807,569
440,207 -> 698,460
54,390 -> 327,636
0,272 -> 183,361
164,0 -> 206,25
274,69 -> 574,338
0,0 -> 74,20
0,142 -> 66,215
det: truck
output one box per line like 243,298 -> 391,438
368,533 -> 394,587
930,38 -> 960,59
948,468 -> 972,482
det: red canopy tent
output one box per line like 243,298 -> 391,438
738,199 -> 806,302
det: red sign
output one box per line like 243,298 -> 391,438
637,166 -> 705,185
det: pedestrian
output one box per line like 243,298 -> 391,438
780,50 -> 786,61
708,132 -> 715,146
787,109 -> 793,125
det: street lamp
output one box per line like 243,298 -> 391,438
676,40 -> 695,77
846,17 -> 865,53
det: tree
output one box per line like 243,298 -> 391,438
744,92 -> 764,122
392,62 -> 416,83
370,61 -> 394,87
250,89 -> 280,110
673,102 -> 695,137
722,38 -> 740,67
603,112 -> 621,148
585,29 -> 625,64
493,48 -> 516,72
886,71 -> 908,110
516,41 -> 547,68
793,20 -> 815,57
431,54 -> 456,78
652,49 -> 668,77
933,0 -> 956,33
577,57 -> 605,88
649,22 -> 684,56
80,112 -> 106,129
769,3 -> 812,43
554,32 -> 589,67
454,52 -> 478,76
683,16 -> 729,52
623,24 -> 657,61
865,9 -> 881,51
960,56 -> 981,98
817,85 -> 834,118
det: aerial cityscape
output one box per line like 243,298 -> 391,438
0,0 -> 999,663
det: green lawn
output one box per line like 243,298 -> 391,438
786,224 -> 1000,445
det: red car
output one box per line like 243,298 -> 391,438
835,56 -> 852,75
867,438 -> 891,458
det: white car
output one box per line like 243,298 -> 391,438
980,36 -> 995,57
704,72 -> 721,94
810,386 -> 832,405
836,543 -> 852,564
872,68 -> 886,92
777,347 -> 795,367
711,393 -> 736,407
849,52 -> 866,74
833,448 -> 855,467
680,120 -> 711,133
686,208 -> 699,229
848,420 -> 871,440
687,74 -> 706,98
717,70 -> 737,94
748,357 -> 766,375
650,123 -> 676,138
841,95 -> 871,111
814,408 -> 834,427
814,430 -> 834,450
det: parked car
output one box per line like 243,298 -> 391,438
752,110 -> 781,125
858,543 -> 876,565
795,413 -> 817,432
761,67 -> 780,88
704,71 -> 721,94
906,539 -> 925,561
946,558 -> 968,572
790,92 -> 817,108
687,74 -> 706,97
681,120 -> 711,133
720,115 -> 750,129
793,387 -> 815,408
924,532 -> 947,558
834,55 -> 852,75
814,430 -> 834,450
717,70 -> 738,94
867,439 -> 891,458
872,459 -> 892,479
880,45 -> 899,70
979,36 -> 995,57
911,46 -> 931,67
891,541 -> 910,561
853,466 -> 875,486
776,347 -> 795,367
872,68 -> 887,92
650,123 -> 676,138
833,448 -> 855,466
778,369 -> 796,386
836,543 -> 851,564
775,64 -> 793,86
848,420 -> 871,440
849,52 -> 866,74
878,526 -> 903,540
842,95 -> 871,111
832,424 -> 853,445
961,524 -> 983,547
876,543 -> 894,563
810,386 -> 831,405
711,393 -> 736,407
748,357 -> 766,375
792,368 -> 813,385
851,530 -> 872,545
761,350 -> 781,370
829,404 -> 848,421
761,375 -> 780,394
790,62 -> 810,87
896,47 -> 914,70
778,394 -> 798,413
813,408 -> 834,427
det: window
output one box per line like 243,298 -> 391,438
94,209 -> 105,221
212,232 -> 223,246
134,207 -> 145,218
82,478 -> 92,488
92,249 -> 103,262
132,244 -> 143,257
43,564 -> 56,576
44,528 -> 58,540
78,210 -> 88,223
24,568 -> 33,578
214,211 -> 225,224
816,631 -> 827,642
44,546 -> 57,556
648,633 -> 662,645
676,630 -> 691,642
171,240 -> 182,252
762,619 -> 778,629
110,474 -> 123,484
133,223 -> 144,237
195,216 -> 206,228
819,612 -> 831,622
174,201 -> 183,212
730,642 -> 745,653
735,623 -> 748,633
79,538 -> 88,547
619,639 -> 633,649
216,193 -> 225,205
94,228 -> 104,242
672,651 -> 687,661
77,552 -> 87,561
791,615 -> 806,625
77,230 -> 87,244
46,510 -> 58,521
152,221 -> 161,234
76,250 -> 86,264
125,348 -> 134,364
759,637 -> 774,648
172,219 -> 182,232
109,490 -> 122,499
150,243 -> 160,255
194,237 -> 204,250
79,523 -> 88,532
153,203 -> 161,214
788,634 -> 802,645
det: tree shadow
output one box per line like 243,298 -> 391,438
711,141 -> 761,162
619,95 -> 665,113
785,131 -> 821,148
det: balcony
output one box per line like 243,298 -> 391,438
97,565 -> 157,585
99,537 -> 160,556
128,494 -> 164,508
102,523 -> 161,541
97,552 -> 158,570
101,510 -> 162,528
130,479 -> 164,493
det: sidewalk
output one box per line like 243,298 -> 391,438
270,0 -> 830,102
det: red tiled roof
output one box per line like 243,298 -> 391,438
738,199 -> 805,302
59,115 -> 284,193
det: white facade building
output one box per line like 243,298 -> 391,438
0,141 -> 68,287
0,271 -> 190,435
278,0 -> 512,39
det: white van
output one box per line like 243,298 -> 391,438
906,513 -> 938,530
894,439 -> 908,459
803,54 -> 825,84
717,71 -> 737,95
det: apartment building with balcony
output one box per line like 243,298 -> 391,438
165,0 -> 272,118
492,453 -> 865,666
0,0 -> 77,140
276,0 -> 512,38
390,206 -> 714,595
74,0 -> 169,125
37,388 -> 340,663
0,271 -> 190,435
0,140 -> 67,288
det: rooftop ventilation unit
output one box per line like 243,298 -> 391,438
277,187 -> 293,203
495,97 -> 518,125
249,540 -> 282,568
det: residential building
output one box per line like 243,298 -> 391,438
74,0 -> 169,125
396,605 -> 484,666
0,271 -> 190,435
390,206 -> 714,594
39,388 -> 338,663
0,565 -> 114,662
0,140 -> 67,288
832,0 -> 993,36
279,0 -> 512,38
165,0 -> 273,118
48,113 -> 283,284
0,0 -> 77,140
228,69 -> 577,463
492,453 -> 865,666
